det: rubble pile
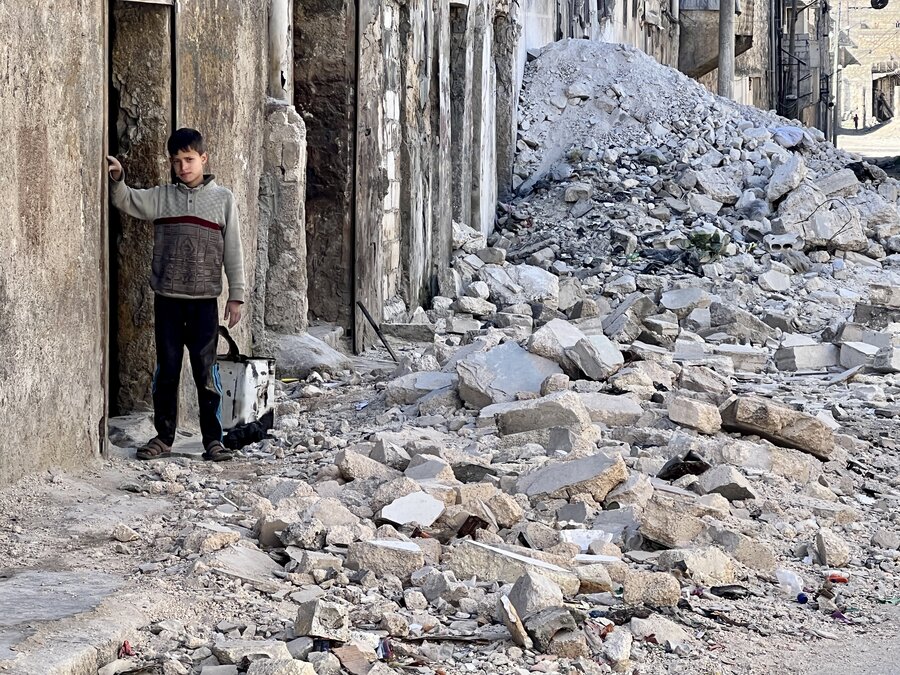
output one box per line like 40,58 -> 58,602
73,39 -> 900,675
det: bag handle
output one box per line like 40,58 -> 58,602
217,325 -> 242,360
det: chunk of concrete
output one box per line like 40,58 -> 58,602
578,393 -> 643,427
211,640 -> 293,665
668,396 -> 721,434
657,547 -> 736,585
380,492 -> 445,527
767,153 -> 807,201
622,570 -> 680,607
508,572 -> 564,618
840,341 -> 879,369
816,528 -> 851,567
246,662 -> 315,675
294,599 -> 350,642
275,333 -> 350,379
457,342 -> 563,409
698,465 -> 757,501
775,343 -> 839,371
345,540 -> 425,582
385,371 -> 458,405
448,541 -> 580,595
566,336 -> 624,380
629,615 -> 689,649
721,396 -> 835,460
496,391 -> 593,435
516,452 -> 628,501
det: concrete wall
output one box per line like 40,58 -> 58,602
0,1 -> 106,482
294,0 -> 356,327
111,3 -> 173,415
840,1 -> 900,127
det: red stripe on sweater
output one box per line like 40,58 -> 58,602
154,215 -> 221,231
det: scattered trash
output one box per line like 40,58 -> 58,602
776,569 -> 804,597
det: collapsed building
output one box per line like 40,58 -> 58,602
1,0 -> 691,484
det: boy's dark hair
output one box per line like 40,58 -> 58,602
167,128 -> 206,156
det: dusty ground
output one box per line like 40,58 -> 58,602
0,357 -> 898,675
837,120 -> 900,160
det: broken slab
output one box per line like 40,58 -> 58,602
516,452 -> 628,501
380,492 -> 445,527
294,599 -> 350,642
698,465 -> 757,501
211,640 -> 293,665
275,333 -> 350,379
720,396 -> 835,460
457,341 -> 563,408
447,541 -> 580,595
667,396 -> 721,434
496,391 -> 593,435
508,571 -> 564,618
657,547 -> 736,585
385,371 -> 458,406
775,343 -> 839,371
578,393 -> 643,427
207,545 -> 283,588
566,335 -> 624,380
345,540 -> 425,582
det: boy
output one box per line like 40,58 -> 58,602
107,128 -> 244,462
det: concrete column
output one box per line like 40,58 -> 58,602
718,0 -> 735,98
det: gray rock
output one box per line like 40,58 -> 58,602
508,571 -> 564,618
657,547 -> 736,585
246,661 -> 315,675
496,391 -> 593,435
381,492 -> 445,527
566,335 -> 624,380
345,539 -> 425,582
667,396 -> 721,434
385,371 -> 458,405
816,528 -> 851,567
578,393 -> 643,426
517,452 -> 627,501
721,396 -> 835,460
447,541 -> 580,595
275,333 -> 350,379
211,640 -> 293,665
457,341 -> 563,408
698,465 -> 757,501
767,153 -> 807,201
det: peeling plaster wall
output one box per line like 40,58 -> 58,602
0,1 -> 106,482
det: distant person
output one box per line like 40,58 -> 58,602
106,128 -> 245,462
853,113 -> 859,129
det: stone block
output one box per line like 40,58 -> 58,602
578,393 -> 643,427
698,465 -> 756,501
211,640 -> 293,665
566,335 -> 624,380
335,449 -> 402,482
516,452 -> 628,501
381,492 -> 445,527
639,494 -> 707,548
840,341 -> 879,369
775,343 -> 839,371
276,334 -> 350,379
660,288 -> 712,319
667,396 -> 721,434
622,570 -> 680,607
246,661 -> 315,675
448,541 -> 580,595
496,391 -> 593,435
657,547 -> 736,585
575,564 -> 613,593
508,571 -> 564,618
457,341 -> 563,409
629,615 -> 689,649
385,371 -> 458,405
345,540 -> 425,582
874,346 -> 900,373
721,396 -> 835,460
816,528 -> 851,567
524,607 -> 578,652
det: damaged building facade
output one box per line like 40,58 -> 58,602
2,0 -> 700,484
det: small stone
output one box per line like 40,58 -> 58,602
565,182 -> 592,202
112,524 -> 139,543
524,607 -> 578,652
622,570 -> 681,607
380,612 -> 410,637
246,661 -> 315,675
629,614 -> 689,649
575,564 -> 613,593
871,529 -> 900,550
816,528 -> 851,567
603,629 -> 633,664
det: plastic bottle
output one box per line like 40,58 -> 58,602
776,569 -> 804,596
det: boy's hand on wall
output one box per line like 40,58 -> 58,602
224,300 -> 242,328
107,155 -> 123,181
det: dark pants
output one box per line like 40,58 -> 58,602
152,295 -> 223,448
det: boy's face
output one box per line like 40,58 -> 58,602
170,148 -> 208,187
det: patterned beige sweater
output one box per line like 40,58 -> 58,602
110,174 -> 245,303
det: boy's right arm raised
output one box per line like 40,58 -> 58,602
107,155 -> 162,221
